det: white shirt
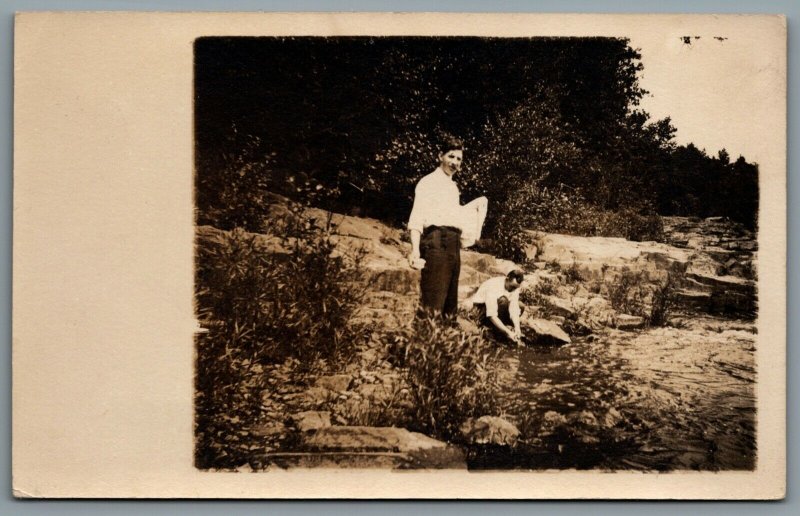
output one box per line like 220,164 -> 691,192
407,167 -> 462,233
468,276 -> 521,318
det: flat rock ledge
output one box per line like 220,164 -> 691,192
264,426 -> 466,469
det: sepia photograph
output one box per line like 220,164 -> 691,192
194,34 -> 762,471
12,12 -> 785,499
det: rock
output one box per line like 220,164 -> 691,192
457,316 -> 481,335
614,314 -> 646,330
539,411 -> 568,436
577,296 -> 615,329
367,267 -> 419,295
358,370 -> 377,382
570,411 -> 599,426
269,428 -> 466,468
460,416 -> 520,446
251,422 -> 286,437
686,272 -> 754,295
461,251 -> 517,276
303,426 -> 448,453
356,383 -> 389,401
524,244 -> 539,262
527,230 -> 691,280
543,295 -> 576,317
674,289 -> 713,310
289,411 -> 332,432
303,386 -> 335,405
315,374 -> 353,392
602,407 -> 623,428
524,318 -> 571,345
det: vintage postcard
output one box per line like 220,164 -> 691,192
12,12 -> 786,498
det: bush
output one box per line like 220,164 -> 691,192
606,269 -> 674,327
648,273 -> 676,327
480,180 -> 665,262
197,206 -> 368,366
388,317 -> 501,442
195,202 -> 369,468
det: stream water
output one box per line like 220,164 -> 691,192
467,315 -> 756,471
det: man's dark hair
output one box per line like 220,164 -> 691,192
437,134 -> 464,154
507,269 -> 525,284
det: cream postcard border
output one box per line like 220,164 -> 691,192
12,12 -> 786,499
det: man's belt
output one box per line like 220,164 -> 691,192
423,225 -> 462,236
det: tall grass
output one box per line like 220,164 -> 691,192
194,202 -> 369,468
388,317 -> 501,442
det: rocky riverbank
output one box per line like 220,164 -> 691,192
196,207 -> 757,471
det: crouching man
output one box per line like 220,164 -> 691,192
463,269 -> 526,345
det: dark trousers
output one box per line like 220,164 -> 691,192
420,226 -> 461,316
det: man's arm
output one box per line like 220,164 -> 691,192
510,303 -> 522,338
409,229 -> 422,266
488,315 -> 517,341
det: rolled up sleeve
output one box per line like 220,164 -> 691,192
407,182 -> 426,234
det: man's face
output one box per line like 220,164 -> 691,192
439,149 -> 463,176
505,277 -> 522,292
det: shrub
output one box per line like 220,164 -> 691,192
563,262 -> 584,284
388,316 -> 501,442
197,206 -> 368,367
195,202 -> 369,468
519,276 -> 559,314
606,269 -> 674,327
478,180 -> 665,262
648,273 -> 676,327
606,269 -> 647,317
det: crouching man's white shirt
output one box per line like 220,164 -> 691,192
467,276 -> 521,318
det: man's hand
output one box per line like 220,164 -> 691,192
408,247 -> 421,268
408,230 -> 422,268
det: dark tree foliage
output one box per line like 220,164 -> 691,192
195,36 -> 759,248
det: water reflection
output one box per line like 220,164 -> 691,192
468,316 -> 756,470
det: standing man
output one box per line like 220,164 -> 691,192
408,136 -> 484,316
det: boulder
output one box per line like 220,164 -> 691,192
289,411 -> 331,432
576,296 -> 615,329
524,318 -> 571,345
460,416 -> 520,446
366,266 -> 419,295
543,295 -> 576,318
461,251 -> 517,276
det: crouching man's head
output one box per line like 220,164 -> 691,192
505,269 -> 525,292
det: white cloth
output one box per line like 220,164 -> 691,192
467,276 -> 521,318
407,167 -> 462,234
458,196 -> 488,248
407,168 -> 487,248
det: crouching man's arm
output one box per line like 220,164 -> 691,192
488,315 -> 518,343
510,301 -> 522,339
